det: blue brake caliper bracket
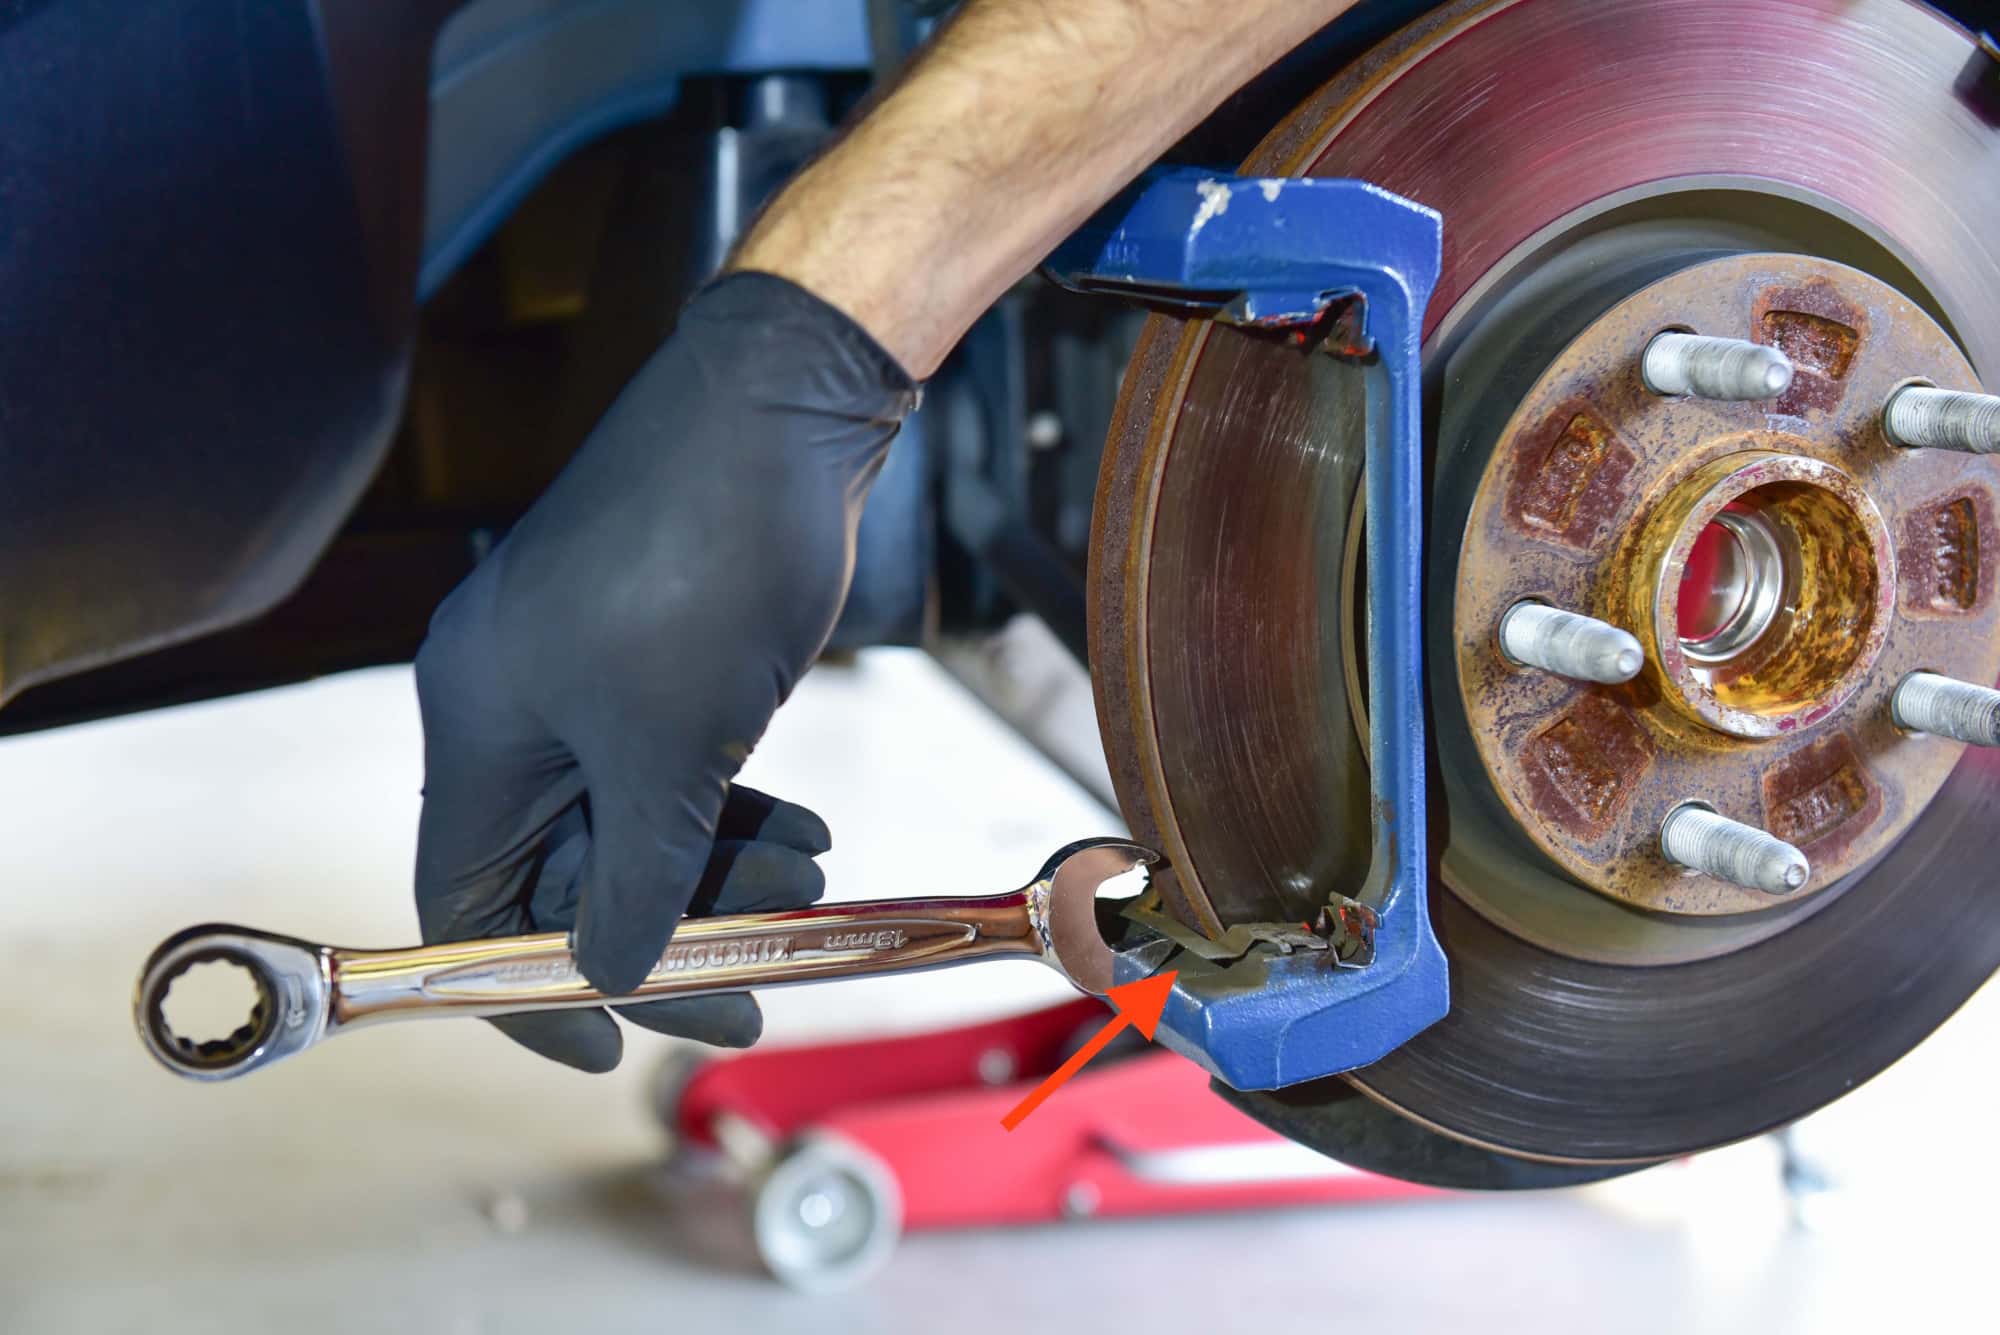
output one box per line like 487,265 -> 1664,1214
1048,168 -> 1448,1091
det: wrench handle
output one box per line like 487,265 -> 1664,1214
329,890 -> 1050,1028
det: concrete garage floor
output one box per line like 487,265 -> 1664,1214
2,650 -> 1995,1333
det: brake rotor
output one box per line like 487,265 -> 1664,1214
1091,0 -> 2000,1169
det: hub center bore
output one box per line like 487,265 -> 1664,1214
1630,448 -> 1896,739
1679,509 -> 1782,662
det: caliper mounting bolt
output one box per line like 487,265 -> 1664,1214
1881,385 -> 2000,455
1660,803 -> 1810,896
1499,600 -> 1644,684
1891,671 -> 2000,747
1642,332 -> 1795,401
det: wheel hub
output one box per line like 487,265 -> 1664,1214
1451,253 -> 2000,918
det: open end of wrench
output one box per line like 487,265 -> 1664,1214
135,926 -> 330,1081
1038,839 -> 1160,995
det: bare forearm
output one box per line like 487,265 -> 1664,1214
728,0 -> 1357,377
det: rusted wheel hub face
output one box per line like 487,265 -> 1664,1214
1453,254 -> 2000,917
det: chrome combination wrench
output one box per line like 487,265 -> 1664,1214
135,838 -> 1157,1081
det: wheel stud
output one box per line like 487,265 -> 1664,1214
1891,671 -> 2000,747
1882,385 -> 2000,454
1499,601 -> 1644,684
1660,803 -> 1810,895
1642,332 -> 1794,401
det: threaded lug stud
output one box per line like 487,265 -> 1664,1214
1660,803 -> 1810,896
1499,602 -> 1644,684
1642,333 -> 1795,401
1882,385 -> 2000,454
1892,671 -> 2000,747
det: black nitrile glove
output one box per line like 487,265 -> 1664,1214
411,272 -> 919,1072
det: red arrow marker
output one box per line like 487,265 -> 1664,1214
1001,971 -> 1178,1131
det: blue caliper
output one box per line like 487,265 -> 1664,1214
1046,168 -> 1449,1091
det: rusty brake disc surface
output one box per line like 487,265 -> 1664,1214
1090,0 -> 2000,1166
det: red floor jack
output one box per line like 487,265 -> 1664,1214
652,997 -> 1433,1290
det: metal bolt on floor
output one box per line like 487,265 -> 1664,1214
1499,601 -> 1644,683
1882,385 -> 2000,454
1661,803 -> 1810,895
1642,332 -> 1795,401
1892,671 -> 2000,747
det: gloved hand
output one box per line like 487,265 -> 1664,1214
411,272 -> 919,1072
